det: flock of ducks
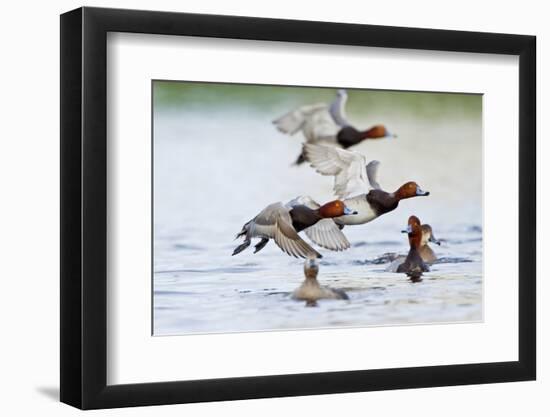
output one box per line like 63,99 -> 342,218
232,89 -> 441,305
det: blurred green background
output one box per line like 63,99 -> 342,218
153,80 -> 481,121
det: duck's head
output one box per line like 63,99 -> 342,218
319,200 -> 357,218
304,258 -> 319,279
364,124 -> 397,139
395,181 -> 430,200
401,215 -> 423,248
421,224 -> 441,246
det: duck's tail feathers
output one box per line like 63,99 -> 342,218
234,221 -> 251,240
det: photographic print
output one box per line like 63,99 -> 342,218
153,81 -> 482,336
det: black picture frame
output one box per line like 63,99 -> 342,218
60,6 -> 536,410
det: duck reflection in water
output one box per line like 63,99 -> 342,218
407,270 -> 424,283
292,259 -> 349,307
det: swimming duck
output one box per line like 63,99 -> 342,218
386,221 -> 441,271
232,198 -> 357,259
292,259 -> 349,305
298,144 -> 429,248
396,216 -> 430,274
419,224 -> 441,263
273,89 -> 395,165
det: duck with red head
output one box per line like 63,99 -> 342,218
395,182 -> 430,200
397,216 -> 430,275
385,219 -> 441,271
336,123 -> 395,150
232,197 -> 357,259
299,144 -> 430,244
272,89 -> 396,165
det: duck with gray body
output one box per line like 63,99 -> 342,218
272,89 -> 395,165
232,198 -> 357,259
292,259 -> 349,305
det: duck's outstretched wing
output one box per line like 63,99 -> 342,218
251,203 -> 322,259
301,108 -> 340,144
366,160 -> 382,190
304,219 -> 350,251
274,218 -> 322,259
303,144 -> 369,199
285,196 -> 350,251
272,103 -> 328,135
329,89 -> 350,127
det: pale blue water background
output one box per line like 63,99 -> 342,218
153,83 -> 482,335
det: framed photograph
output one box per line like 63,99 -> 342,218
60,6 -> 536,409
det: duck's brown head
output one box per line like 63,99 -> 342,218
395,181 -> 430,200
319,200 -> 358,218
421,224 -> 441,246
304,258 -> 319,280
402,215 -> 423,248
363,124 -> 396,140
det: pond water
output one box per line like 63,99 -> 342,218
153,85 -> 483,335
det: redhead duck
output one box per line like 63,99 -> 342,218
273,89 -> 395,165
397,216 -> 430,275
292,259 -> 349,305
386,221 -> 441,272
232,198 -> 357,259
299,144 -> 429,248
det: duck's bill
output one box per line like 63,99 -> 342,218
386,131 -> 398,138
343,207 -> 358,215
429,236 -> 441,245
416,187 -> 430,196
401,225 -> 413,234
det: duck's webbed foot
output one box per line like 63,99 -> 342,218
232,239 -> 251,256
253,238 -> 269,254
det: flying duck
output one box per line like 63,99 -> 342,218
232,198 -> 357,259
273,89 -> 395,164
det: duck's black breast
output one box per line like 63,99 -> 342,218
367,190 -> 399,216
336,126 -> 362,148
397,248 -> 429,273
289,205 -> 322,232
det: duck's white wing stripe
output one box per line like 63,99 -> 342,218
272,103 -> 328,135
304,219 -> 350,251
304,144 -> 369,199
